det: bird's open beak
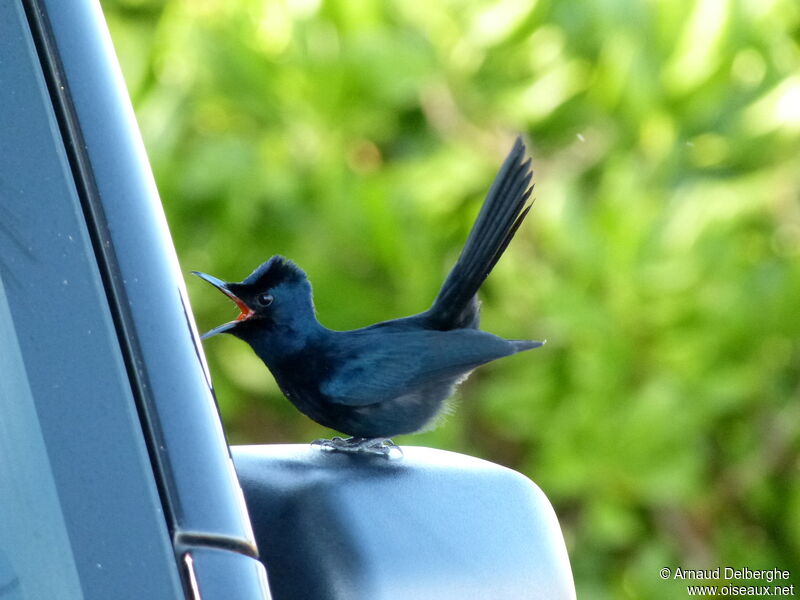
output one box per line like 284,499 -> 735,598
192,271 -> 255,339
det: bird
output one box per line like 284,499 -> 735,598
193,136 -> 543,454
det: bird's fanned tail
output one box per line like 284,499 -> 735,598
427,136 -> 534,330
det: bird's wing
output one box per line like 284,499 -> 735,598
425,136 -> 533,330
320,329 -> 534,406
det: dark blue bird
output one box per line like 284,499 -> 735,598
193,137 -> 542,453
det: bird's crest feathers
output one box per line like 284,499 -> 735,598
243,255 -> 306,290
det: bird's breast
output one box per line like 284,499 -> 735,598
266,346 -> 336,411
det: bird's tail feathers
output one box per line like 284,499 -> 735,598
428,136 -> 534,329
511,339 -> 545,353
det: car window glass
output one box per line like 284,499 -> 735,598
0,279 -> 84,600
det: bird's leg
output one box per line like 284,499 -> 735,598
311,436 -> 403,457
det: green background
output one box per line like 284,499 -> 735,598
101,0 -> 799,596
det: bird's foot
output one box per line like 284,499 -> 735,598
311,436 -> 403,458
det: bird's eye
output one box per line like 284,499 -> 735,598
256,293 -> 274,307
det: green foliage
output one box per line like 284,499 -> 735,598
102,0 -> 799,596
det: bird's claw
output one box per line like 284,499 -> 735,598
311,436 -> 403,458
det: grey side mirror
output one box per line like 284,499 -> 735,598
233,445 -> 576,600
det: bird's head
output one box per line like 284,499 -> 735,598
192,255 -> 316,342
